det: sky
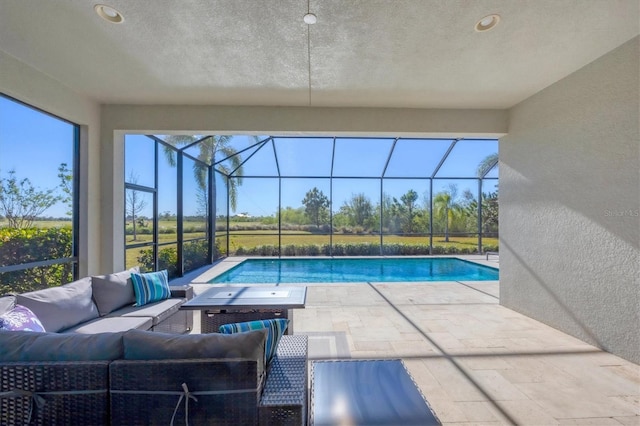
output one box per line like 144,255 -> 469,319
0,96 -> 74,218
126,135 -> 498,218
1,94 -> 498,220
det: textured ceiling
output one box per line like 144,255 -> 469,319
0,0 -> 637,108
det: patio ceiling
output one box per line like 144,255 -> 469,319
0,1 -> 637,109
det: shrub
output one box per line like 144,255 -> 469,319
282,244 -> 296,256
138,247 -> 178,277
304,244 -> 320,256
137,239 -> 214,278
330,243 -> 344,256
184,240 -> 209,272
228,241 -> 485,258
0,227 -> 73,293
251,245 -> 279,256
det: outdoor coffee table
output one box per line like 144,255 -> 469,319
310,359 -> 440,425
180,286 -> 307,334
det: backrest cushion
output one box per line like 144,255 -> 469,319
0,330 -> 125,361
16,277 -> 99,332
219,318 -> 289,366
0,304 -> 45,332
0,295 -> 16,315
123,328 -> 268,378
130,270 -> 171,306
91,266 -> 139,316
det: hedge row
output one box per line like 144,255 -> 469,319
0,227 -> 74,294
235,243 -> 499,257
137,240 -> 214,278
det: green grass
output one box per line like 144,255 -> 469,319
0,219 -> 72,228
6,220 -> 496,267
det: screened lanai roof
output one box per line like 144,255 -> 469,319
156,136 -> 499,179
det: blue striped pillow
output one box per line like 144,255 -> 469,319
130,270 -> 171,306
219,318 -> 289,365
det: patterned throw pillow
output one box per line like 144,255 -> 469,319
0,304 -> 46,332
219,318 -> 289,365
130,270 -> 171,306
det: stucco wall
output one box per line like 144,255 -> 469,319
500,37 -> 640,363
0,51 -> 102,277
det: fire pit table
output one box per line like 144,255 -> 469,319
180,286 -> 307,334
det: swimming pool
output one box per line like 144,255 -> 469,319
210,258 -> 499,283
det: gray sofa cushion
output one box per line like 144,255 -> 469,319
16,277 -> 99,332
0,330 -> 124,361
91,267 -> 139,316
123,328 -> 268,376
113,298 -> 183,326
63,316 -> 153,334
0,295 -> 16,315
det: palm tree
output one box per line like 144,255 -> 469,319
476,152 -> 498,178
162,135 -> 245,212
433,185 -> 464,242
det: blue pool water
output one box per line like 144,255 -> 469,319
210,258 -> 499,283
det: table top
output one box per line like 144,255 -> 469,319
180,286 -> 307,310
311,359 -> 440,426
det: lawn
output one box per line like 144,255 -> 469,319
5,220 -> 497,267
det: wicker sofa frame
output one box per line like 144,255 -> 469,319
0,335 -> 308,425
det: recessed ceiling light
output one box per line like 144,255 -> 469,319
303,13 -> 317,25
475,14 -> 500,32
94,4 -> 124,24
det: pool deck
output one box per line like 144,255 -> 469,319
176,255 -> 640,425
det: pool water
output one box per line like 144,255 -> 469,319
210,258 -> 499,283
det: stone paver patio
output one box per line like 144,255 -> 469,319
183,257 -> 640,425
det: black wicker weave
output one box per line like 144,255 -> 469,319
201,309 -> 289,334
259,335 -> 308,426
0,335 -> 307,425
0,361 -> 110,426
109,335 -> 308,426
151,309 -> 192,334
110,359 -> 261,425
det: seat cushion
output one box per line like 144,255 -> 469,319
113,298 -> 183,326
91,267 -> 139,316
0,330 -> 124,361
16,277 -> 99,332
123,328 -> 268,369
63,316 -> 153,334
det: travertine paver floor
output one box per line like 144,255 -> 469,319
292,282 -> 640,425
183,258 -> 640,425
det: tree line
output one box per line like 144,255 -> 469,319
260,184 -> 499,240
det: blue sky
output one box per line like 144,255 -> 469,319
0,96 -> 74,218
127,135 -> 498,218
1,95 -> 497,220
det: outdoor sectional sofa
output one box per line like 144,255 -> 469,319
0,268 -> 308,425
2,267 -> 191,334
0,328 -> 308,425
